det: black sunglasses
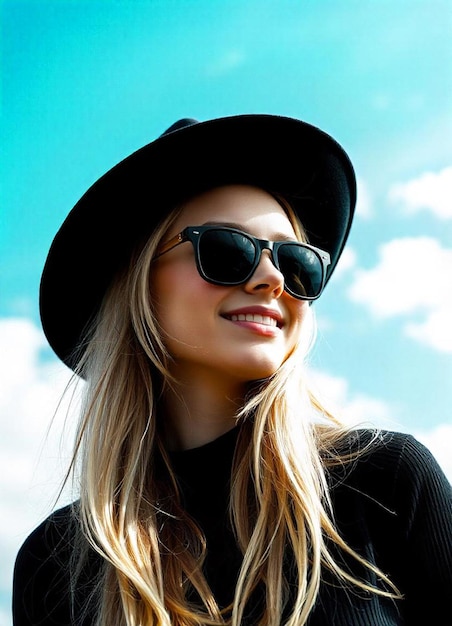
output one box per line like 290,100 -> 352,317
155,225 -> 331,300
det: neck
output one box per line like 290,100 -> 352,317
160,368 -> 246,451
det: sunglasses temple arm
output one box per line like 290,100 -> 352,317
155,233 -> 186,258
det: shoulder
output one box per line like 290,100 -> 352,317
15,502 -> 77,568
13,503 -> 79,625
330,429 -> 452,528
346,429 -> 449,483
325,430 -> 452,623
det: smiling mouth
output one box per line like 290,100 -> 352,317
225,313 -> 281,328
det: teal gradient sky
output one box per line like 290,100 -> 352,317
1,2 -> 451,623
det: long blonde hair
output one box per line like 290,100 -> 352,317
68,195 -> 399,625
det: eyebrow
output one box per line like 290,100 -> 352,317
201,221 -> 298,242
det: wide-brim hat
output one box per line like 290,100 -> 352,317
40,114 -> 356,369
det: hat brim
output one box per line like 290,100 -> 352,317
40,114 -> 356,369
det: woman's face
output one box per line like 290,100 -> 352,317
151,185 -> 310,389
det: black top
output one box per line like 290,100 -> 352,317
13,429 -> 452,625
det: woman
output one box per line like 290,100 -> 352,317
13,115 -> 452,625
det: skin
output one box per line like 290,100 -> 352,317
152,184 -> 309,450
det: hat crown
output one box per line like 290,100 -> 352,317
161,118 -> 199,136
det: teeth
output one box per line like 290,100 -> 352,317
230,313 -> 278,327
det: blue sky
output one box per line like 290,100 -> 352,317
1,1 -> 451,622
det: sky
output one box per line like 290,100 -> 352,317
1,0 -> 451,623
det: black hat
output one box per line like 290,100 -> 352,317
40,114 -> 356,369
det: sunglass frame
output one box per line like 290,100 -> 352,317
155,225 -> 331,300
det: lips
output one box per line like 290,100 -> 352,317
222,306 -> 284,329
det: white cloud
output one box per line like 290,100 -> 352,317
348,237 -> 452,352
389,166 -> 452,219
307,369 -> 396,429
356,178 -> 373,219
308,369 -> 452,483
406,304 -> 452,353
333,246 -> 357,279
414,423 -> 452,484
0,319 -> 82,600
0,606 -> 11,626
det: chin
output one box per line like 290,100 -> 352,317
235,358 -> 285,382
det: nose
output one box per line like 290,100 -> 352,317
243,250 -> 285,298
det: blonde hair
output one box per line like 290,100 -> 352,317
68,194 -> 399,625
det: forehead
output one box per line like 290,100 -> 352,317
168,184 -> 297,239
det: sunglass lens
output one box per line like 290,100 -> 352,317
278,244 -> 324,298
198,229 -> 257,283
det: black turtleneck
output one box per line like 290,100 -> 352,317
169,426 -> 243,609
13,429 -> 452,625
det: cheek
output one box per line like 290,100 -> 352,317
152,264 -> 194,324
151,262 -> 221,329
